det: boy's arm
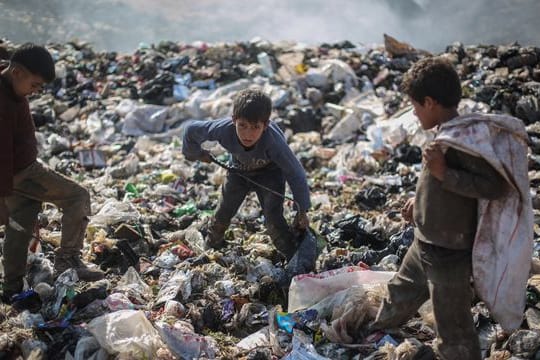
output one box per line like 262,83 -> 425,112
270,143 -> 311,212
181,120 -> 216,161
0,113 -> 14,200
438,148 -> 508,200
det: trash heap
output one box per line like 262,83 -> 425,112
1,34 -> 540,359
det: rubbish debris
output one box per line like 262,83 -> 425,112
0,33 -> 540,359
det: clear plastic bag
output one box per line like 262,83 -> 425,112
88,310 -> 163,358
74,336 -> 108,360
155,321 -> 217,359
113,267 -> 153,306
154,269 -> 193,307
90,199 -> 140,227
288,266 -> 394,313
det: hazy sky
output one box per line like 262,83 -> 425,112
0,0 -> 538,52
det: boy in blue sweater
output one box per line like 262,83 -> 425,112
182,89 -> 310,260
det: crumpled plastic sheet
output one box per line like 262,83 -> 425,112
113,267 -> 153,305
43,268 -> 78,319
155,320 -> 217,359
90,199 -> 141,227
73,336 -> 108,360
282,330 -> 331,360
88,310 -> 163,358
154,269 -> 193,306
317,287 -> 374,344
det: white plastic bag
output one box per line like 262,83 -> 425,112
90,199 -> 140,227
122,104 -> 168,136
88,310 -> 163,358
155,321 -> 217,359
113,267 -> 153,306
74,336 -> 108,360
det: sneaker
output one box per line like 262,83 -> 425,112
54,255 -> 105,282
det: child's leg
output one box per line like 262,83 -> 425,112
2,194 -> 41,295
209,172 -> 249,247
371,238 -> 430,330
252,169 -> 296,260
9,161 -> 103,281
422,243 -> 481,360
13,162 -> 90,255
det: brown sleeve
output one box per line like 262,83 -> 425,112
441,149 -> 508,200
0,112 -> 14,196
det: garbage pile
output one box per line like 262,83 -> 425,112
1,34 -> 540,359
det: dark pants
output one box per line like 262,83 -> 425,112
213,166 -> 296,257
2,161 -> 90,293
371,238 -> 481,360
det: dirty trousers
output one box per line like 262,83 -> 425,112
2,161 -> 91,293
213,167 -> 296,256
372,238 -> 481,360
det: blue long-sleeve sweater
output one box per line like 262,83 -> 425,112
182,118 -> 311,211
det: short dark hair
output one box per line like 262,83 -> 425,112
0,46 -> 9,60
232,89 -> 272,123
401,56 -> 461,108
10,43 -> 55,82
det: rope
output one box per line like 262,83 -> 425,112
209,156 -> 300,210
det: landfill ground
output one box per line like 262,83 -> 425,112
1,34 -> 540,359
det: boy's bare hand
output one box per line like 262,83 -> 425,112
401,197 -> 415,223
0,199 -> 8,226
423,143 -> 446,181
293,211 -> 309,231
199,151 -> 213,163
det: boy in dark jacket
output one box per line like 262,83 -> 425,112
182,89 -> 310,260
369,57 -> 508,360
0,44 -> 104,302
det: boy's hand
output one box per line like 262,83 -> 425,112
401,197 -> 415,223
0,199 -> 8,226
423,143 -> 446,181
199,151 -> 213,163
293,211 -> 309,231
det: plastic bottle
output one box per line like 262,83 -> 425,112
257,52 -> 274,77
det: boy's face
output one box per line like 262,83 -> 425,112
12,65 -> 45,97
232,117 -> 268,148
411,97 -> 439,130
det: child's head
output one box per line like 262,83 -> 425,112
7,43 -> 55,97
0,46 -> 9,60
232,89 -> 272,148
402,56 -> 461,129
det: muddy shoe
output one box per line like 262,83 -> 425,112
205,220 -> 228,249
54,255 -> 105,282
1,282 -> 24,304
0,289 -> 18,304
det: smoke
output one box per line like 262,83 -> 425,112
403,0 -> 540,50
0,0 -> 538,53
